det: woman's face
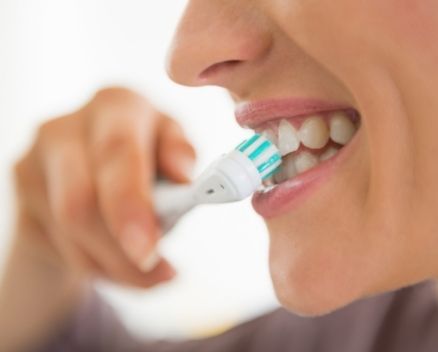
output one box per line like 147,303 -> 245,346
167,0 -> 438,315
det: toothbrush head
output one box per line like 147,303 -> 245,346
193,134 -> 282,204
235,133 -> 282,181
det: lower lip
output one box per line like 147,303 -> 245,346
252,130 -> 361,218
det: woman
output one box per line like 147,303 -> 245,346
1,0 -> 438,351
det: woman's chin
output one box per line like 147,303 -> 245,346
271,273 -> 364,317
268,247 -> 367,317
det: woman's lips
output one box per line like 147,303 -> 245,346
252,128 -> 361,218
234,97 -> 359,219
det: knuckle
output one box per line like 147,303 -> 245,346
93,132 -> 139,166
13,163 -> 26,192
35,116 -> 73,145
95,86 -> 134,98
13,155 -> 34,188
89,88 -> 157,130
13,158 -> 27,181
93,87 -> 148,108
36,120 -> 57,141
37,117 -> 65,136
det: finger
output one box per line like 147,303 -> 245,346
100,250 -> 177,288
130,257 -> 177,288
39,118 -> 104,272
88,89 -> 160,268
156,115 -> 197,184
70,218 -> 176,288
41,119 -> 174,286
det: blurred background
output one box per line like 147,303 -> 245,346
0,0 -> 278,339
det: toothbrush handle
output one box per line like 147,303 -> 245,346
153,182 -> 196,234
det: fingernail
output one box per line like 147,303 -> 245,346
176,154 -> 195,180
121,223 -> 150,263
140,250 -> 161,272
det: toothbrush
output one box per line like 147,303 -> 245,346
153,133 -> 282,233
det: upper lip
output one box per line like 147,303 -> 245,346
235,98 -> 353,129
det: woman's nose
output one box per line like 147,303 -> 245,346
166,1 -> 272,89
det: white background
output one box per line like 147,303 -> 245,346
0,0 -> 278,338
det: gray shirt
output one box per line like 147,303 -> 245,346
41,280 -> 438,352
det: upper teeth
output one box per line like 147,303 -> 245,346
278,119 -> 300,156
273,112 -> 356,156
329,112 -> 356,145
298,116 -> 330,149
262,129 -> 278,146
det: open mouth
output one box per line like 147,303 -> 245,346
257,109 -> 360,190
235,98 -> 361,217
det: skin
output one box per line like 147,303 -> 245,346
1,0 -> 438,350
0,89 -> 196,350
167,0 -> 438,315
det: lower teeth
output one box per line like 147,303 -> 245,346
262,144 -> 342,188
262,184 -> 277,193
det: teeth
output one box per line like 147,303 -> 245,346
278,120 -> 300,156
259,111 -> 358,186
298,116 -> 330,149
263,178 -> 275,187
283,154 -> 298,178
262,129 -> 278,146
329,113 -> 356,145
262,184 -> 276,193
274,154 -> 297,184
319,146 -> 340,161
273,167 -> 288,184
294,151 -> 319,174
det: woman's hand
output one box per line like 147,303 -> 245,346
13,87 -> 196,288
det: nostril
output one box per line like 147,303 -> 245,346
199,60 -> 242,81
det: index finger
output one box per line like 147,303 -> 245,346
87,88 -> 161,268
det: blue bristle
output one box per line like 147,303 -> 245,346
248,140 -> 271,160
234,134 -> 282,179
235,139 -> 247,151
236,134 -> 260,152
262,167 -> 281,180
257,153 -> 281,174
